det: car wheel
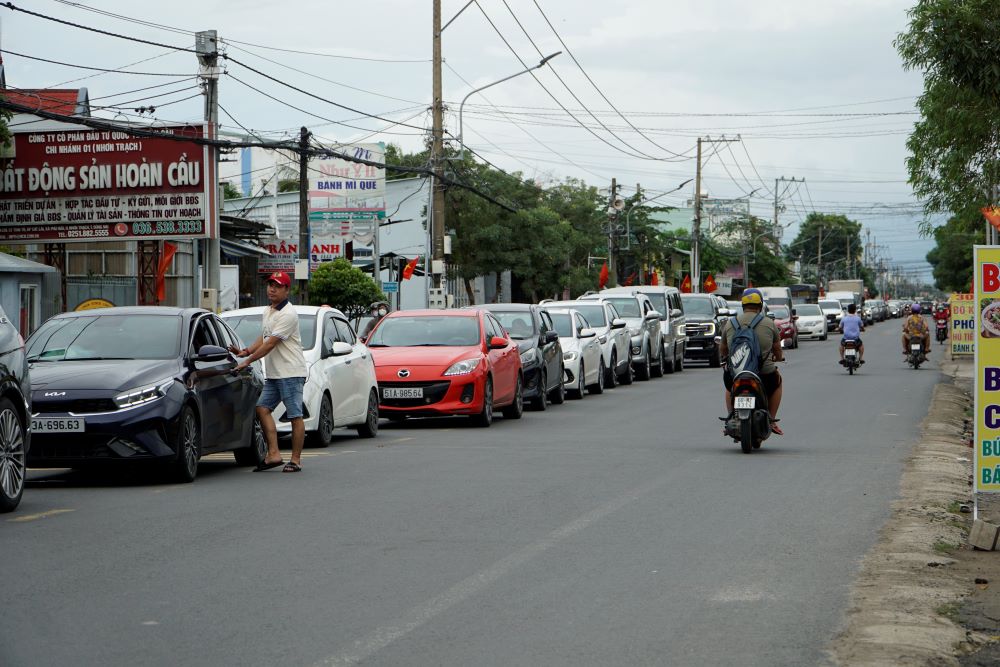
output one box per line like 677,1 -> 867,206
570,362 -> 585,399
636,347 -> 651,381
709,348 -> 722,368
605,351 -> 619,388
620,353 -> 634,384
550,366 -> 566,404
357,389 -> 379,438
821,333 -> 828,341
472,377 -> 494,427
590,358 -> 606,395
234,415 -> 267,467
308,393 -> 334,447
171,405 -> 200,483
533,371 -> 548,411
664,344 -> 675,374
502,375 -> 524,419
675,345 -> 685,372
651,345 -> 665,378
0,398 -> 26,513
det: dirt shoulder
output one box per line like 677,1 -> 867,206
827,354 -> 1000,666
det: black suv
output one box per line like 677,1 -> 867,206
681,293 -> 729,367
0,305 -> 31,513
472,304 -> 565,409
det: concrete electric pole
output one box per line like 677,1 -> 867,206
607,177 -> 618,287
196,30 -> 221,302
298,126 -> 311,304
431,0 -> 446,294
691,136 -> 739,292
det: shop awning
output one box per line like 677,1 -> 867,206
220,238 -> 270,259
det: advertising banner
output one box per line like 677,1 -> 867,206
951,292 -> 975,356
0,124 -> 213,242
306,143 -> 385,274
713,276 -> 733,296
975,247 -> 1000,492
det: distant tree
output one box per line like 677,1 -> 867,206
926,213 -> 984,292
713,215 -> 790,287
785,213 -> 864,289
307,258 -> 385,320
222,182 -> 243,200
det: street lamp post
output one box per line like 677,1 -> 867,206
457,52 -> 561,159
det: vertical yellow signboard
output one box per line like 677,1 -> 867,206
976,246 -> 1000,491
950,293 -> 975,356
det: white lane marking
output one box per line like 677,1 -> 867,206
7,508 -> 75,523
315,474 -> 670,667
141,621 -> 159,626
710,585 -> 777,603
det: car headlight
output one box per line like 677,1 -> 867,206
114,377 -> 174,409
443,358 -> 481,376
563,351 -> 577,361
704,322 -> 716,336
519,349 -> 537,366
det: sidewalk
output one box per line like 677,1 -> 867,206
828,352 -> 999,666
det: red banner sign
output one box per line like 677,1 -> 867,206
0,124 -> 214,242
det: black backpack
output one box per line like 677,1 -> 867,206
727,313 -> 765,375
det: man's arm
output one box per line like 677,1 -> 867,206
772,337 -> 784,363
228,335 -> 263,357
234,336 -> 279,371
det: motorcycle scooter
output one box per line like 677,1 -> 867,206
935,316 -> 948,344
906,335 -> 927,369
843,339 -> 861,375
723,370 -> 771,454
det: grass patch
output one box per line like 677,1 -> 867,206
947,520 -> 968,532
934,539 -> 960,554
947,501 -> 964,514
936,601 -> 962,622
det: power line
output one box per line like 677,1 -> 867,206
0,49 -> 190,76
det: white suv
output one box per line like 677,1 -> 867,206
542,299 -> 632,386
222,305 -> 380,444
579,291 -> 664,380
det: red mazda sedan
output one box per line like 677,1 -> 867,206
366,309 -> 523,426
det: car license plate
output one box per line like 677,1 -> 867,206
734,396 -> 755,409
31,417 -> 85,433
382,387 -> 423,399
911,344 -> 922,351
845,349 -> 857,357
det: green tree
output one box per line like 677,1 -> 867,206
785,213 -> 865,288
926,213 -> 984,291
222,182 -> 243,200
896,0 -> 1000,219
385,143 -> 430,181
307,258 -> 385,319
712,215 -> 790,287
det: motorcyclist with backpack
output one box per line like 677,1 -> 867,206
719,288 -> 785,435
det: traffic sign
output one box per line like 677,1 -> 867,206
382,281 -> 399,293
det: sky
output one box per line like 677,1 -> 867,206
3,0 -> 934,282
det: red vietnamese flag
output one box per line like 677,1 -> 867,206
983,207 -> 1000,232
704,273 -> 718,292
156,241 -> 178,303
598,261 -> 609,289
624,272 -> 636,286
402,256 -> 419,280
650,271 -> 659,286
680,274 -> 692,293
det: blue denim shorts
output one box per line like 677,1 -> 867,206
258,377 -> 305,419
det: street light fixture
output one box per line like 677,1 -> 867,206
457,52 -> 561,159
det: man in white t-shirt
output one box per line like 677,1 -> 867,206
231,271 -> 308,473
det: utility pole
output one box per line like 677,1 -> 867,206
196,30 -> 221,303
430,0 -> 446,293
298,126 -> 310,304
773,176 -> 804,242
816,225 -> 823,291
846,235 -> 851,279
607,177 -> 618,287
691,136 -> 740,292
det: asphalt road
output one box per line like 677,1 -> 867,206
2,318 -> 942,667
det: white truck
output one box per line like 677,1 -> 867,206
826,280 -> 864,308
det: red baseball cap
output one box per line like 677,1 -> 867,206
264,271 -> 291,288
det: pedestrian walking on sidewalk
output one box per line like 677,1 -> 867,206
230,271 -> 308,473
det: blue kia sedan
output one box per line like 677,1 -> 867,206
25,307 -> 265,482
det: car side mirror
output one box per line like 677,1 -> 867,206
610,318 -> 627,329
488,336 -> 509,350
645,310 -> 661,321
719,308 -> 732,317
670,308 -> 683,318
194,344 -> 229,363
791,308 -> 797,316
767,313 -> 776,320
579,328 -> 597,338
543,330 -> 559,344
330,341 -> 352,357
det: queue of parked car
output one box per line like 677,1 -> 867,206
2,287 -> 919,513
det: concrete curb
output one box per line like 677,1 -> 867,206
827,357 -> 987,666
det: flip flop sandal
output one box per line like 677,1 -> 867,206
282,462 -> 302,473
769,419 -> 784,436
253,459 -> 284,472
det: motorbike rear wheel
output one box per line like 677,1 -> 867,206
740,418 -> 753,454
848,363 -> 854,375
